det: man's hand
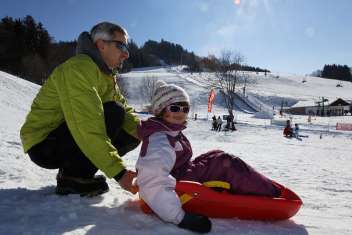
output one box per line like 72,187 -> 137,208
118,170 -> 139,194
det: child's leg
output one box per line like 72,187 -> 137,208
183,150 -> 281,197
225,155 -> 281,197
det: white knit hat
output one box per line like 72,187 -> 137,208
151,80 -> 190,115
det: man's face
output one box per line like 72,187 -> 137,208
97,31 -> 129,70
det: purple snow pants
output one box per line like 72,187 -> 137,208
178,150 -> 281,197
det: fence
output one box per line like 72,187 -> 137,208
336,123 -> 352,131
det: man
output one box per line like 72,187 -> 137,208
20,22 -> 140,196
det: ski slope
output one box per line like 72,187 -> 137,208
1,68 -> 352,235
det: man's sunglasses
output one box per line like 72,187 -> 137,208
103,40 -> 129,55
166,105 -> 190,113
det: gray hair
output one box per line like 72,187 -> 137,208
90,22 -> 128,42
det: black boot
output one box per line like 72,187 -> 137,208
55,169 -> 109,197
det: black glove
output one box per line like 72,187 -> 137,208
178,212 -> 212,233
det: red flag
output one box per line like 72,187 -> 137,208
208,89 -> 216,112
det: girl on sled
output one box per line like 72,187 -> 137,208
136,81 -> 281,233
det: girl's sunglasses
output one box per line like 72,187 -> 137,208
166,105 -> 190,113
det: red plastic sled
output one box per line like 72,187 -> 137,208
140,180 -> 302,221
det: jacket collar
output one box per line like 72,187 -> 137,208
138,117 -> 187,139
75,31 -> 115,76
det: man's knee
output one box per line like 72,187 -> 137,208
28,140 -> 59,169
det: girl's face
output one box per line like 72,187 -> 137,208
162,103 -> 189,125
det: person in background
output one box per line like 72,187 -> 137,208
211,115 -> 217,130
225,115 -> 231,129
293,123 -> 306,140
216,116 -> 223,131
293,123 -> 300,137
283,120 -> 293,137
228,113 -> 236,131
136,81 -> 281,233
308,114 -> 312,124
20,22 -> 140,197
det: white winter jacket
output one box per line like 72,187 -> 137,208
136,119 -> 188,224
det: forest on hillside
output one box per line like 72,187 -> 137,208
1,15 -> 269,84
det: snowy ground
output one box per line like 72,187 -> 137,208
1,69 -> 352,235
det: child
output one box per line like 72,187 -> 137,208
293,123 -> 308,140
136,81 -> 281,233
293,123 -> 299,138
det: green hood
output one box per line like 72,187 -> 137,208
75,31 -> 114,76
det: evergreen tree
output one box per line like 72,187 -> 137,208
0,15 -> 52,83
0,15 -> 271,82
321,64 -> 352,81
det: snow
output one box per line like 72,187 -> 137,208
1,68 -> 352,235
253,110 -> 274,119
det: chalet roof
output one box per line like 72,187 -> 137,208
329,98 -> 351,106
291,100 -> 317,108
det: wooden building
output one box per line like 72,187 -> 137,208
286,98 -> 352,116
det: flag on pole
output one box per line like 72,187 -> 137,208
208,89 -> 216,112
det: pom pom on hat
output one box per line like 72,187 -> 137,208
151,80 -> 190,115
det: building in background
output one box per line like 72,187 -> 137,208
286,98 -> 352,116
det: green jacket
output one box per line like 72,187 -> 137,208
20,53 -> 140,178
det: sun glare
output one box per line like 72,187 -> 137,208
234,0 -> 241,5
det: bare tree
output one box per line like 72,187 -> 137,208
140,75 -> 158,103
115,75 -> 129,98
214,50 -> 247,116
241,72 -> 249,96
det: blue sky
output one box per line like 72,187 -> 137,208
1,0 -> 351,75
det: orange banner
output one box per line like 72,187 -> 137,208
208,89 -> 216,112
